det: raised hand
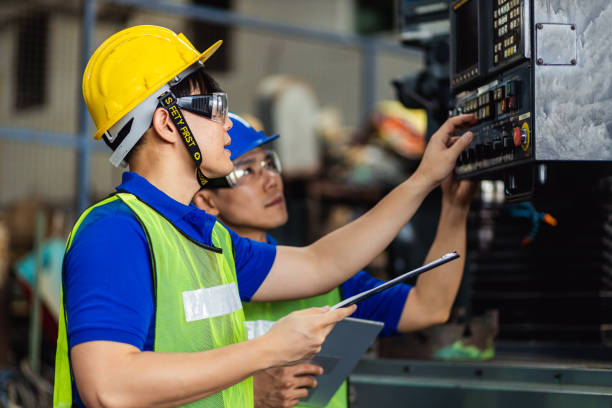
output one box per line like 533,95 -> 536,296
415,114 -> 477,188
441,174 -> 477,211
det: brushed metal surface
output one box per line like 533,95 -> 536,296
533,0 -> 612,161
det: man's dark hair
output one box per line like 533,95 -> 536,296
171,68 -> 223,97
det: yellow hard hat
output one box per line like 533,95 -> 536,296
83,25 -> 221,141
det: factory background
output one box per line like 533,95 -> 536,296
0,0 -> 611,407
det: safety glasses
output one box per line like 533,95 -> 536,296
227,150 -> 282,187
175,92 -> 228,125
205,149 -> 282,188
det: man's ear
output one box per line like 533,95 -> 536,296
151,106 -> 176,144
192,189 -> 220,216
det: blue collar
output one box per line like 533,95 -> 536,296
116,171 -> 218,247
266,234 -> 278,245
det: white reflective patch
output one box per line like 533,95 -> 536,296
246,320 -> 276,340
182,283 -> 242,322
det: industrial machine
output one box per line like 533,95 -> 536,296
449,0 -> 612,199
447,0 -> 612,349
350,1 -> 612,405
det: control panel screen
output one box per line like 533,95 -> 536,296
455,0 -> 479,74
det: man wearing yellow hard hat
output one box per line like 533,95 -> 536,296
55,25 -> 476,407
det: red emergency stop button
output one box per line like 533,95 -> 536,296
513,127 -> 522,146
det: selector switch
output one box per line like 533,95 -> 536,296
492,139 -> 503,154
503,135 -> 513,151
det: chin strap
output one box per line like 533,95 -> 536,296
158,91 -> 209,188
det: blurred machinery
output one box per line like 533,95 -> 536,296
352,1 -> 612,406
393,0 -> 451,135
257,76 -> 321,176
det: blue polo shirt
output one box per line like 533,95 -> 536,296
265,235 -> 411,337
64,172 -> 277,406
63,171 -> 276,350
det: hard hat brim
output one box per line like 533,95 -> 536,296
230,133 -> 280,161
198,40 -> 223,67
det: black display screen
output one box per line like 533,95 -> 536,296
455,0 -> 478,74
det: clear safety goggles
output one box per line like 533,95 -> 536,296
226,150 -> 282,187
175,92 -> 228,125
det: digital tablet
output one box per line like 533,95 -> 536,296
299,317 -> 383,407
331,251 -> 460,310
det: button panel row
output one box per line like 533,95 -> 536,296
456,80 -> 520,121
493,0 -> 522,66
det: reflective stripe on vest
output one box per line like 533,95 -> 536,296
54,193 -> 253,407
242,289 -> 348,408
183,283 -> 242,322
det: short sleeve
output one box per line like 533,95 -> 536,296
227,228 -> 276,301
341,271 -> 411,337
63,203 -> 155,350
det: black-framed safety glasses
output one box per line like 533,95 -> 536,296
175,92 -> 228,125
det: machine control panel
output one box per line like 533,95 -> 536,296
447,1 -> 611,193
450,0 -> 532,178
453,65 -> 532,177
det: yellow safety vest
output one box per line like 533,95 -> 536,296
54,192 -> 253,407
